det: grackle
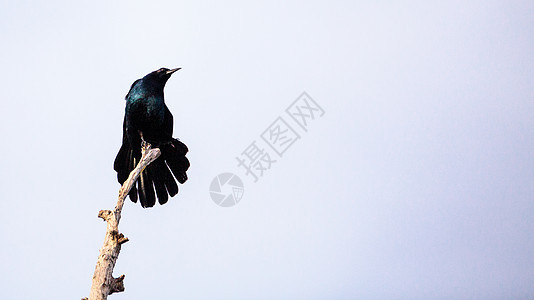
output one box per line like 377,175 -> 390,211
114,68 -> 190,208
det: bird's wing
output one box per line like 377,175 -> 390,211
125,79 -> 141,100
122,114 -> 128,143
163,104 -> 174,138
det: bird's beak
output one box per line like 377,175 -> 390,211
166,68 -> 181,75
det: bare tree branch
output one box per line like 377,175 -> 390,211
85,142 -> 161,300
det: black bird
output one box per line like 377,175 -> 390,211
114,68 -> 190,208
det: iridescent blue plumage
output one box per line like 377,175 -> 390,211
114,68 -> 190,208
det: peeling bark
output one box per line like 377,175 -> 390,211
85,143 -> 161,300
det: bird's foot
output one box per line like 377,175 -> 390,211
141,140 -> 151,156
139,131 -> 149,150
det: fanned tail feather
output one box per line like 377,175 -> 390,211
113,138 -> 189,208
138,168 -> 156,208
162,139 -> 190,184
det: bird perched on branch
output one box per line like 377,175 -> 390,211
114,68 -> 190,208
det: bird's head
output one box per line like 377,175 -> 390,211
143,67 -> 181,87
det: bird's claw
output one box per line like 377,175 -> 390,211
141,141 -> 152,158
140,132 -> 150,151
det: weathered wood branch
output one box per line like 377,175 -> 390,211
86,143 -> 161,300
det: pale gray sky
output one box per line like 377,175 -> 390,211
1,0 -> 533,299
